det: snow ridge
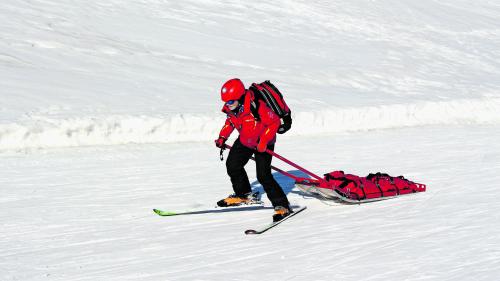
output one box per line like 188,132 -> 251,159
1,97 -> 499,151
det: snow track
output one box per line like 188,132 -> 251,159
1,125 -> 499,280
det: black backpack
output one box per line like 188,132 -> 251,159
249,81 -> 292,134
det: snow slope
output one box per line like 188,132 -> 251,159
1,0 -> 500,280
1,0 -> 500,151
2,125 -> 500,280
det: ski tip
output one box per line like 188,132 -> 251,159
245,229 -> 258,235
153,209 -> 177,216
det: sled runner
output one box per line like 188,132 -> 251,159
222,144 -> 426,203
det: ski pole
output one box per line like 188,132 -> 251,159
263,148 -> 324,182
222,144 -> 299,180
222,144 -> 324,182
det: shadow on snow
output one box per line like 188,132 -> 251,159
250,170 -> 316,199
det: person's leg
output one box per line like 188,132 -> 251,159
255,144 -> 290,208
226,138 -> 254,196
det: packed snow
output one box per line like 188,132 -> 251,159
1,0 -> 500,280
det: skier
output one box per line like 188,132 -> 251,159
215,78 -> 292,222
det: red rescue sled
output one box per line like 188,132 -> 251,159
223,144 -> 426,203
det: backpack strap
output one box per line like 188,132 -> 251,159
242,90 -> 254,115
250,99 -> 260,121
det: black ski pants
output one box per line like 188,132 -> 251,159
226,138 -> 290,208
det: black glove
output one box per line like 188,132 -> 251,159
214,137 -> 226,148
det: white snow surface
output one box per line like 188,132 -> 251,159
2,0 -> 500,151
1,0 -> 500,280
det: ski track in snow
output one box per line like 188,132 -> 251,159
1,125 -> 500,280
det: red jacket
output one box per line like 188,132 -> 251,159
218,90 -> 280,149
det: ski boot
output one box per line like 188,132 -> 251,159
272,206 -> 293,222
217,192 -> 262,207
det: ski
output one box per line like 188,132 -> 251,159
244,206 -> 307,235
153,204 -> 268,216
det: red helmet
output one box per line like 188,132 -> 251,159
221,78 -> 245,102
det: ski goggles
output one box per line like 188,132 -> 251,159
226,100 -> 237,105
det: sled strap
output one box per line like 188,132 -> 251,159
222,144 -> 324,182
264,148 -> 324,182
251,155 -> 301,181
373,180 -> 384,197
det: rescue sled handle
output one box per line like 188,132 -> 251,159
222,144 -> 324,182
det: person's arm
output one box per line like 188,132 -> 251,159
215,119 -> 235,148
256,102 -> 280,152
